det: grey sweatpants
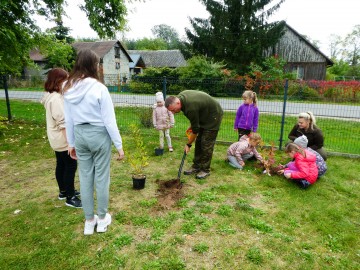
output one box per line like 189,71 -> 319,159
75,124 -> 111,220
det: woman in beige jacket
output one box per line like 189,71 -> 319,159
42,68 -> 81,208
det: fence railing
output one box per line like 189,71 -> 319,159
1,75 -> 360,157
333,76 -> 360,81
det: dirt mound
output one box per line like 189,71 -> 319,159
255,163 -> 284,175
156,179 -> 184,209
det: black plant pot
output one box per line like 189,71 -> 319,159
155,148 -> 164,156
132,175 -> 146,190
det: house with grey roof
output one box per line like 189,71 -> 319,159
72,40 -> 132,85
128,50 -> 187,73
27,40 -> 132,85
128,54 -> 146,76
24,49 -> 50,77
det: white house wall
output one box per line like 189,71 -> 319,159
102,47 -> 130,86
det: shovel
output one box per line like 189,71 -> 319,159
164,150 -> 186,189
177,150 -> 187,181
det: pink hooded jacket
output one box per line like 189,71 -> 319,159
152,103 -> 175,130
285,149 -> 318,184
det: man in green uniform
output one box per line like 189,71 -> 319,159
165,90 -> 223,179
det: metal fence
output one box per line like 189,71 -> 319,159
1,75 -> 360,157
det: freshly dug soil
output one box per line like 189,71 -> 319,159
156,178 -> 184,209
255,163 -> 284,175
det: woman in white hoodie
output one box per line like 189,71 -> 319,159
42,68 -> 82,209
63,49 -> 124,235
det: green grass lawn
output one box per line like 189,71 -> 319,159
0,113 -> 359,269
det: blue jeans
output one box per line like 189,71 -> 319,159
227,153 -> 253,169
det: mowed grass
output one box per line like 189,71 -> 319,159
0,101 -> 359,269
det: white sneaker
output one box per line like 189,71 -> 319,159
97,213 -> 112,233
84,215 -> 98,235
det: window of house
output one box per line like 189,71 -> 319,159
292,66 -> 304,80
115,47 -> 120,58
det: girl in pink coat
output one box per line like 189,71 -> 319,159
281,143 -> 318,189
152,92 -> 175,152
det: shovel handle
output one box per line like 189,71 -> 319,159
177,150 -> 187,179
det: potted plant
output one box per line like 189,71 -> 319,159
127,124 -> 149,189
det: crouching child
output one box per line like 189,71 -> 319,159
280,143 -> 318,189
226,133 -> 263,169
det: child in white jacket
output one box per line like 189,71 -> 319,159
152,92 -> 175,152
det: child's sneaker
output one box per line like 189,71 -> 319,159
58,191 -> 66,200
65,196 -> 82,208
84,215 -> 98,235
59,190 -> 80,200
169,147 -> 174,152
96,213 -> 112,233
299,180 -> 311,189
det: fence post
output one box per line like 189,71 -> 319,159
3,75 -> 12,121
162,76 -> 167,100
279,79 -> 288,150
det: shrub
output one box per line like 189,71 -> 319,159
137,106 -> 153,128
128,81 -> 156,94
287,81 -> 320,100
166,83 -> 186,95
126,124 -> 149,177
0,116 -> 8,136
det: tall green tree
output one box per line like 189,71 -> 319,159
185,0 -> 286,74
0,0 -> 39,74
0,0 -> 137,74
36,33 -> 77,70
124,38 -> 167,50
178,55 -> 226,79
326,25 -> 360,79
343,25 -> 360,66
51,20 -> 75,44
151,24 -> 180,49
328,34 -> 343,60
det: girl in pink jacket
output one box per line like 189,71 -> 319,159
282,143 -> 318,189
153,92 -> 175,152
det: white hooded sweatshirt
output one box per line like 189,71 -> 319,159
63,78 -> 122,150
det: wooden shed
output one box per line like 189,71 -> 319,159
264,23 -> 333,80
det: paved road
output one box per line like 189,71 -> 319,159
1,90 -> 359,119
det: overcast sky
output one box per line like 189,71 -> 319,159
36,0 -> 360,56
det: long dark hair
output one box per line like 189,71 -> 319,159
64,49 -> 100,92
44,68 -> 68,93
